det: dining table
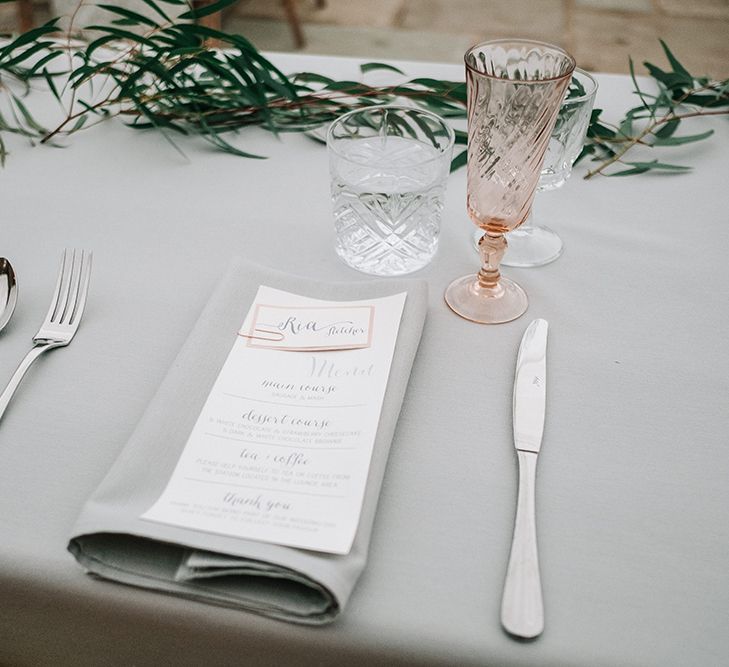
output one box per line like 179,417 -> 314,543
1,50 -> 728,667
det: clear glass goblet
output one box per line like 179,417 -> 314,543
445,39 -> 575,324
500,68 -> 598,267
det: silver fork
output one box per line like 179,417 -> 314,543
0,249 -> 92,422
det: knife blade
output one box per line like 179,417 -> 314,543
501,318 -> 548,639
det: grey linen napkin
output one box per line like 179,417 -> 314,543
68,259 -> 428,624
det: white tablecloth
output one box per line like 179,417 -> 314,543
1,52 -> 728,666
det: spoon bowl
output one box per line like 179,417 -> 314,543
0,258 -> 18,333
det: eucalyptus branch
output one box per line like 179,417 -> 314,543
585,106 -> 729,178
580,40 -> 729,177
41,97 -> 113,143
0,2 -> 727,177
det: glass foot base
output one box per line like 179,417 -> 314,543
444,274 -> 528,324
471,226 -> 563,268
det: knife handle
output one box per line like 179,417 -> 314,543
501,449 -> 544,639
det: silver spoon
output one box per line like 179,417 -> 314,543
0,258 -> 18,333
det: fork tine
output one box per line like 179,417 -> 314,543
47,249 -> 72,324
68,251 -> 92,327
59,250 -> 82,325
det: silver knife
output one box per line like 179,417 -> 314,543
501,318 -> 548,639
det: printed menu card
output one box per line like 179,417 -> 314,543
142,285 -> 407,555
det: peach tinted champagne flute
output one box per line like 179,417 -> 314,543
445,39 -> 575,324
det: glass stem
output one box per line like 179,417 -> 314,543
477,232 -> 506,289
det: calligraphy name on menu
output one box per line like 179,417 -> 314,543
274,315 -> 367,338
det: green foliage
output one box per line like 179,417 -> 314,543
0,17 -> 65,165
580,40 -> 729,177
0,1 -> 466,164
0,2 -> 727,177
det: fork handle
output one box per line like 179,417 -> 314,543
0,343 -> 56,422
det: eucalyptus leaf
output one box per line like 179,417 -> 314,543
11,95 -> 46,133
42,69 -> 61,101
608,164 -> 652,176
405,108 -> 439,146
294,72 -> 335,86
71,115 -> 88,131
617,116 -> 633,139
566,75 -> 586,99
450,149 -> 467,172
97,4 -> 161,28
651,129 -> 714,146
609,159 -> 690,176
83,25 -> 159,48
653,118 -> 679,139
178,0 -> 240,20
0,20 -> 60,61
642,62 -> 693,90
360,62 -> 406,76
659,39 -> 692,81
137,0 -> 173,22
